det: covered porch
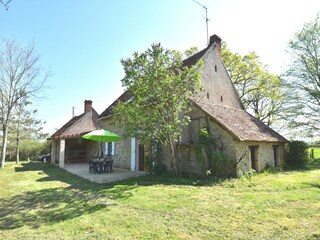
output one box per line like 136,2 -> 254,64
50,137 -> 99,167
63,163 -> 146,184
48,100 -> 102,167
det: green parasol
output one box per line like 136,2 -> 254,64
82,129 -> 122,142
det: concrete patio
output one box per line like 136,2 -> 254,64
63,163 -> 147,184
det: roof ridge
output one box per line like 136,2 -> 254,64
50,108 -> 100,139
182,46 -> 210,67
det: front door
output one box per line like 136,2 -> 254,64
273,145 -> 279,167
249,146 -> 258,171
138,144 -> 145,171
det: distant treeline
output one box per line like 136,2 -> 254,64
308,144 -> 320,148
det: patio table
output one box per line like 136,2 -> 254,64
89,157 -> 113,174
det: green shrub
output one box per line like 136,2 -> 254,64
19,139 -> 50,160
285,141 -> 309,167
152,162 -> 168,176
240,168 -> 256,180
145,157 -> 167,176
209,151 -> 235,178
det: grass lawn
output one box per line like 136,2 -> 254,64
0,160 -> 320,240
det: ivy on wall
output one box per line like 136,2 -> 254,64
194,117 -> 236,178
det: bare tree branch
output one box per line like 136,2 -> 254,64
0,0 -> 12,10
0,38 -> 49,168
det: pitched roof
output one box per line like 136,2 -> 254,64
182,47 -> 208,67
99,91 -> 133,119
182,34 -> 221,67
193,101 -> 288,143
49,109 -> 101,140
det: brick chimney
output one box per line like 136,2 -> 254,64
84,100 -> 92,113
209,34 -> 222,57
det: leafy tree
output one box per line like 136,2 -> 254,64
284,13 -> 320,137
0,39 -> 48,167
246,72 -> 284,125
113,43 -> 203,175
8,97 -> 47,163
19,139 -> 49,161
222,44 -> 284,126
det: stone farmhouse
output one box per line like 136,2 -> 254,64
98,34 -> 287,175
49,34 -> 287,175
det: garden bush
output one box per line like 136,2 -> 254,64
285,140 -> 309,167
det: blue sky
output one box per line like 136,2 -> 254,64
1,0 -> 319,135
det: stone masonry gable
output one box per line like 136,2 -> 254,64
184,35 -> 244,110
49,100 -> 101,140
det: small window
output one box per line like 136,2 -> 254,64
207,92 -> 210,99
221,95 -> 223,102
105,142 -> 115,155
249,146 -> 259,171
215,65 -> 217,72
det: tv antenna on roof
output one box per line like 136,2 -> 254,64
192,0 -> 210,46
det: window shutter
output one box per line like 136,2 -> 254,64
112,142 -> 115,155
104,142 -> 108,156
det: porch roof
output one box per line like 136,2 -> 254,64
49,109 -> 101,140
193,101 -> 288,143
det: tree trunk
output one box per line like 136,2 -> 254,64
168,137 -> 178,175
1,125 -> 8,168
16,137 -> 20,164
16,119 -> 21,164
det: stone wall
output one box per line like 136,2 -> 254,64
235,142 -> 286,174
99,118 -> 132,170
85,139 -> 100,160
192,45 -> 243,109
177,106 -> 238,175
177,105 -> 286,175
98,104 -> 285,176
99,112 -> 286,175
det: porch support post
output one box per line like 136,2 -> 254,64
130,138 -> 136,171
51,140 -> 56,164
59,139 -> 65,168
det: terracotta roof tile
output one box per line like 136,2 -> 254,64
49,109 -> 100,140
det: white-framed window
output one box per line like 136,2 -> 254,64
104,142 -> 115,155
